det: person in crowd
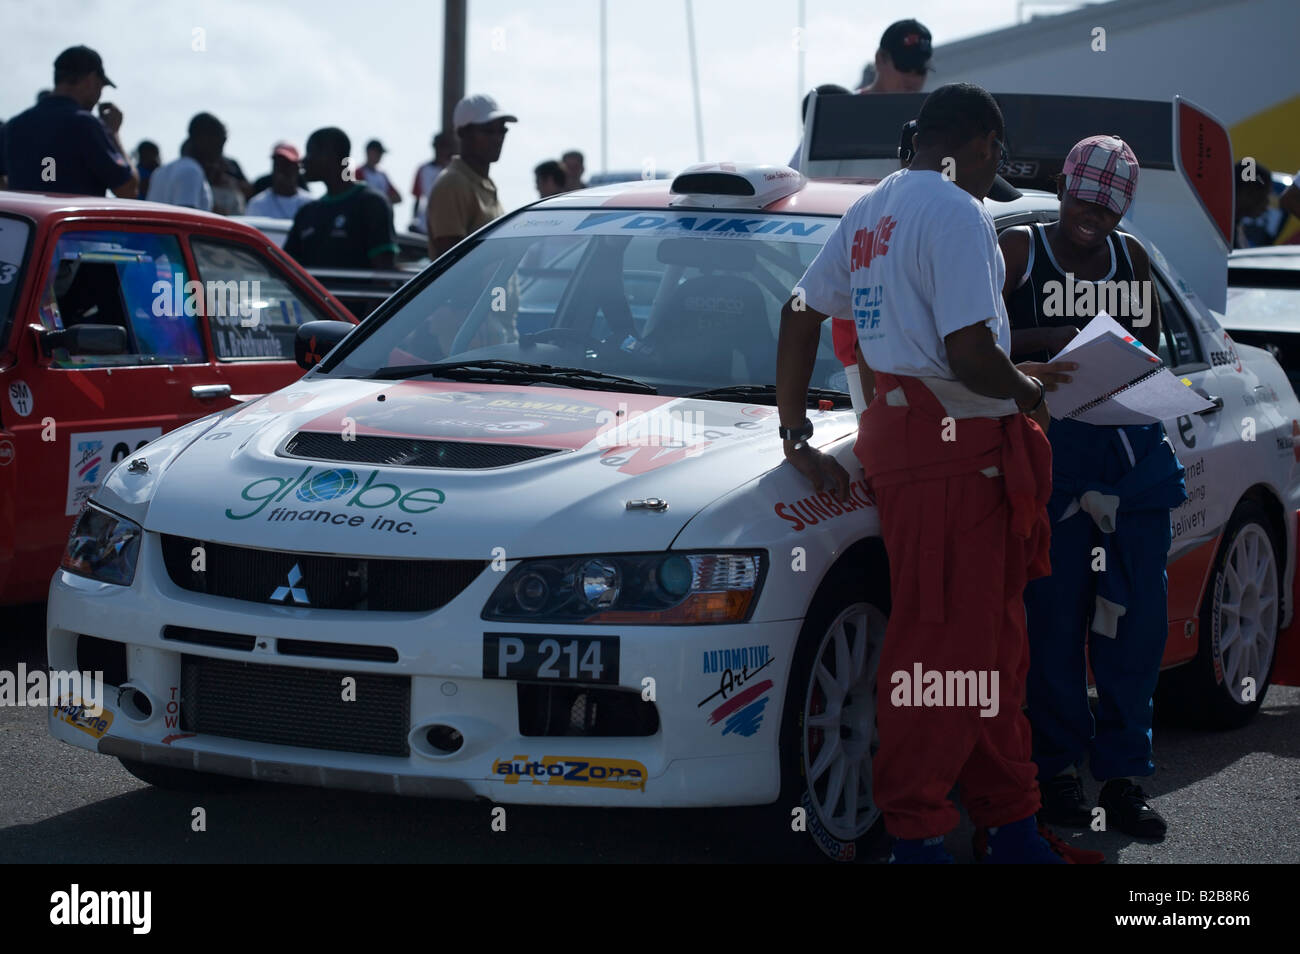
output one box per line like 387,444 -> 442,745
357,139 -> 401,205
427,94 -> 516,258
148,114 -> 228,211
285,126 -> 396,270
3,45 -> 137,197
208,134 -> 248,215
777,83 -> 1077,863
246,142 -> 313,219
534,160 -> 567,198
787,19 -> 931,174
410,131 -> 456,234
1234,158 -> 1275,248
1001,135 -> 1185,841
859,18 -> 933,93
562,149 -> 586,190
135,140 -> 160,199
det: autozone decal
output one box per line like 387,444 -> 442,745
491,755 -> 647,791
775,478 -> 874,531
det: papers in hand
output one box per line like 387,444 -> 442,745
1043,313 -> 1214,425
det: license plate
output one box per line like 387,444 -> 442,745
483,634 -> 620,685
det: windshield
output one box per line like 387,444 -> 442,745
324,208 -> 851,396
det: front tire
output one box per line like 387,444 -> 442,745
772,569 -> 890,861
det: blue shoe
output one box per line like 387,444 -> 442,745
983,815 -> 1068,864
888,835 -> 954,864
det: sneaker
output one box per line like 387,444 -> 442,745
982,815 -> 1068,864
973,823 -> 1105,864
889,835 -> 954,864
1036,822 -> 1106,864
1039,769 -> 1093,827
1098,779 -> 1167,840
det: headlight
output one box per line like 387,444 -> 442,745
60,504 -> 143,586
483,552 -> 765,624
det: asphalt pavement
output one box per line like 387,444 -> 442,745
2,603 -> 1296,864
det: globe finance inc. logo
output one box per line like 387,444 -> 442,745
225,466 -> 446,523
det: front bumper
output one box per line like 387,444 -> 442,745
47,532 -> 801,807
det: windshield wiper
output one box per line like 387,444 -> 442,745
371,359 -> 657,394
686,383 -> 852,409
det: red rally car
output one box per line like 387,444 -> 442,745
0,193 -> 355,606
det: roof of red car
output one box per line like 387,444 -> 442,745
532,178 -> 879,217
0,190 -> 254,234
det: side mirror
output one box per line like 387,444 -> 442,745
38,324 -> 129,356
295,320 -> 354,370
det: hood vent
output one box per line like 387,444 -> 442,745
283,432 -> 563,469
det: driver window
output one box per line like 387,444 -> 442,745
39,230 -> 205,368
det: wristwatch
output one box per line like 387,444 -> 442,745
779,418 -> 814,450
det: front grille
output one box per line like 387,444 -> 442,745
283,432 -> 562,469
161,536 -> 485,612
180,655 -> 410,757
517,683 -> 660,737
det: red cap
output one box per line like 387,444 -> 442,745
271,142 -> 300,163
818,399 -> 834,411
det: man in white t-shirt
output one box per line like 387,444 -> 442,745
776,83 -> 1077,864
147,114 -> 228,211
246,142 -> 313,219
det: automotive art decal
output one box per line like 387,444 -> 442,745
698,644 -> 774,737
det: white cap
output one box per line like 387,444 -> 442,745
453,94 -> 518,129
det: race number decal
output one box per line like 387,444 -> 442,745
8,380 -> 33,417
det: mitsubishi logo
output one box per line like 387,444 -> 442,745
270,564 -> 310,604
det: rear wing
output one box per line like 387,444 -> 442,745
801,92 -> 1235,312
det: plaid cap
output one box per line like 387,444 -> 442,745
1063,135 -> 1139,217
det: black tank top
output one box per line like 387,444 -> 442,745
1006,223 -> 1138,363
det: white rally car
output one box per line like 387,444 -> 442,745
48,94 -> 1300,861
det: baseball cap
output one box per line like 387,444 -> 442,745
1063,135 -> 1139,217
366,139 -> 386,153
271,142 -> 300,163
881,19 -> 932,74
453,94 -> 518,130
54,45 -> 114,86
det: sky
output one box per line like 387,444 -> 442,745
0,0 -> 1051,226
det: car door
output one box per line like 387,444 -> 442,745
186,234 -> 342,401
1153,261 -> 1255,668
7,222 -> 220,600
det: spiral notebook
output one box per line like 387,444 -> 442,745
1043,314 -> 1213,425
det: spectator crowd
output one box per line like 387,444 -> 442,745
0,45 -> 595,271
